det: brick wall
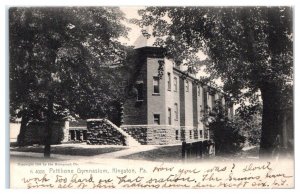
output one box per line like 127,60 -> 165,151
185,78 -> 194,127
173,73 -> 181,127
179,76 -> 185,126
192,82 -> 198,128
147,57 -> 166,124
122,52 -> 148,125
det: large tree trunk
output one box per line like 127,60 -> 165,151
44,94 -> 54,158
17,110 -> 30,146
259,83 -> 284,158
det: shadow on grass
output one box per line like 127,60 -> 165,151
10,146 -> 127,156
120,145 -> 184,163
120,145 -> 261,163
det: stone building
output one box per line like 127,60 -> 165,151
62,119 -> 87,142
120,46 -> 234,145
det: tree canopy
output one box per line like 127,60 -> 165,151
9,7 -> 130,155
135,6 -> 293,156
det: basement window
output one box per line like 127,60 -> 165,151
153,114 -> 160,125
199,130 -> 203,139
175,130 -> 179,140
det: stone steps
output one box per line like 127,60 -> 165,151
87,119 -> 141,146
104,119 -> 141,146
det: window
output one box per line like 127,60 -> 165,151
70,130 -> 75,140
174,77 -> 177,92
167,72 -> 171,91
153,114 -> 160,125
174,103 -> 178,121
199,105 -> 203,119
186,80 -> 189,92
198,86 -> 201,96
168,108 -> 172,125
199,130 -> 203,138
181,129 -> 185,141
153,76 -> 160,94
194,130 -> 198,139
175,130 -> 179,140
136,83 -> 144,101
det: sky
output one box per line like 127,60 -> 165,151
119,7 -> 144,47
118,7 -> 213,82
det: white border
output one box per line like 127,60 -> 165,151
1,1 -> 299,194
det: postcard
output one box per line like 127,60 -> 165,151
9,6 -> 294,189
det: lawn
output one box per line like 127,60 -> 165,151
120,145 -> 184,163
10,145 -> 127,156
120,145 -> 261,163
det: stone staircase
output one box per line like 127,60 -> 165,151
86,118 -> 140,146
104,119 -> 141,146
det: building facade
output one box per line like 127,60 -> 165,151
120,46 -> 233,145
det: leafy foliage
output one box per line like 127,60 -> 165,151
234,103 -> 262,146
9,7 -> 130,150
135,7 -> 293,155
10,7 -> 129,121
208,102 -> 246,155
134,7 -> 292,101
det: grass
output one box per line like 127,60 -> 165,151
120,145 -> 184,162
120,145 -> 261,163
10,145 -> 127,156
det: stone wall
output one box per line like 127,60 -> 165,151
122,126 -> 183,145
123,127 -> 148,145
86,119 -> 126,145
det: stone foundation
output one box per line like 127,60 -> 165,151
121,125 -> 208,145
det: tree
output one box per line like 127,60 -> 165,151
234,102 -> 262,147
9,7 -> 129,157
207,102 -> 246,155
134,7 -> 293,157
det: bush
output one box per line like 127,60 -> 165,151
206,102 -> 246,155
210,119 -> 246,155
